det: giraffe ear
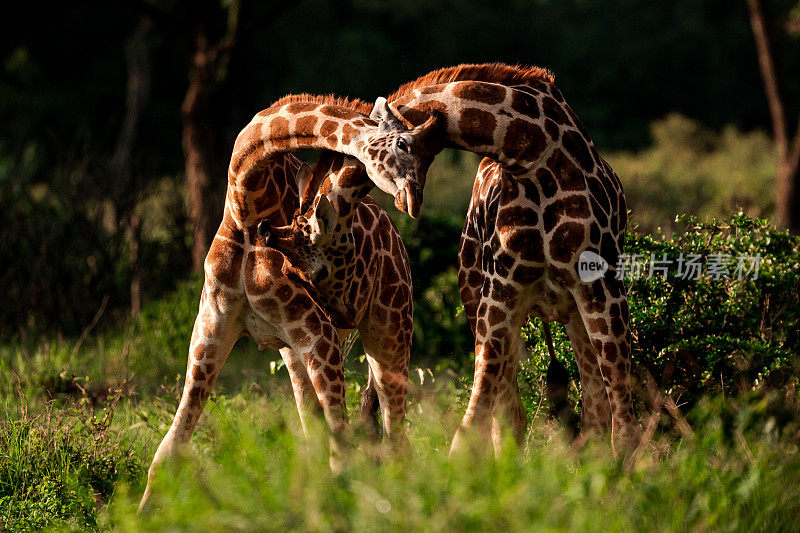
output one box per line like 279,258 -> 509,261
371,96 -> 405,132
311,194 -> 338,236
295,163 -> 313,198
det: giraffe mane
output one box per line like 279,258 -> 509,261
269,93 -> 374,116
386,62 -> 555,101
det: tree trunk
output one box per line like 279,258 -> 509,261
113,18 -> 153,315
746,0 -> 800,233
183,28 -> 218,272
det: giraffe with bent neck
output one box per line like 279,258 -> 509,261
139,97 -> 441,510
282,64 -> 642,454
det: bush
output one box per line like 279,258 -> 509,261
606,114 -> 777,234
0,398 -> 144,531
521,213 -> 800,418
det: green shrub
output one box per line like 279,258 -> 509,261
606,114 -> 777,234
0,399 -> 144,531
522,213 -> 800,418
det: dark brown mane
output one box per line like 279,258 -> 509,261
386,62 -> 554,102
269,93 -> 373,116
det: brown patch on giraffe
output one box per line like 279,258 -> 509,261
286,102 -> 320,114
546,149 -> 587,191
396,101 -> 447,126
275,284 -> 293,303
590,223 -> 601,244
320,105 -> 360,119
561,130 -> 595,172
587,317 -> 609,335
549,265 -> 575,286
502,119 -> 547,162
512,264 -> 544,284
541,96 -> 570,125
496,206 -> 538,233
543,195 -> 590,233
269,116 -> 291,149
295,114 -> 318,134
290,327 -> 310,346
506,228 -> 545,263
509,89 -> 540,119
580,280 -> 607,314
460,239 -> 478,268
207,243 -> 243,288
491,279 -> 517,302
600,233 -> 619,266
604,342 -> 618,362
451,81 -> 507,105
192,365 -> 207,382
320,120 -> 338,138
458,108 -> 497,147
535,168 -> 558,198
487,306 -> 506,326
341,123 -> 358,144
544,118 -> 560,141
548,221 -> 585,263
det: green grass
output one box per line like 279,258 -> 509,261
2,382 -> 799,532
1,214 -> 798,531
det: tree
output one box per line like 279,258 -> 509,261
182,0 -> 239,271
746,0 -> 800,233
113,16 -> 155,315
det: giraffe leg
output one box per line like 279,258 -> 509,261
451,292 -> 524,455
359,308 -> 412,455
572,279 -> 642,453
565,312 -> 611,435
363,355 -> 410,455
279,346 -> 322,435
298,334 -> 349,469
491,337 -> 527,452
139,284 -> 240,512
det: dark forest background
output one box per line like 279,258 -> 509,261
1,0 -> 799,342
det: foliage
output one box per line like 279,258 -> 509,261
521,213 -> 800,417
606,114 -> 778,234
392,212 -> 473,367
0,397 -> 144,531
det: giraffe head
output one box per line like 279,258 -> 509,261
359,97 -> 444,218
260,167 -> 352,290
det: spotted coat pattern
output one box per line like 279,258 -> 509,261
140,101 -> 420,510
381,65 -> 642,453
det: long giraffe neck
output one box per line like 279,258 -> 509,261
227,102 -> 375,228
392,80 -> 587,175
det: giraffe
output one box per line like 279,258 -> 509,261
139,97 -> 441,511
274,64 -> 642,454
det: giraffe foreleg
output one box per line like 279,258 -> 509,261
491,336 -> 527,452
299,335 -> 349,470
139,284 -> 240,512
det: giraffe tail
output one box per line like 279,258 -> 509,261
543,321 -> 578,436
360,366 -> 381,442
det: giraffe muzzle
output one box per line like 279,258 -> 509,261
394,186 -> 423,218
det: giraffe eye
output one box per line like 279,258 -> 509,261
396,137 -> 410,153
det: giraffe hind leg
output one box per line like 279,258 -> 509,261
571,278 -> 642,453
565,312 -> 611,436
